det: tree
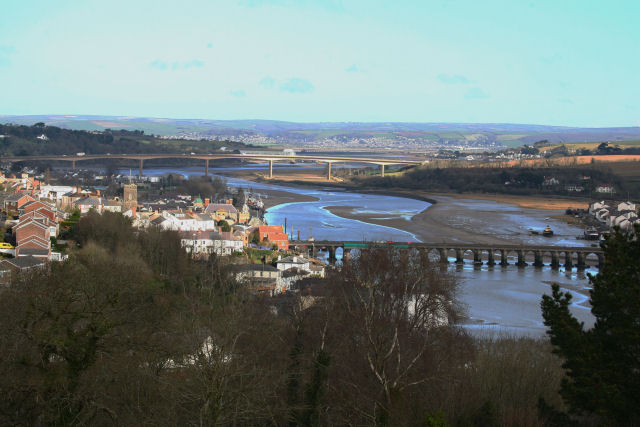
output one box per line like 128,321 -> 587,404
321,248 -> 471,424
541,226 -> 640,425
218,220 -> 231,232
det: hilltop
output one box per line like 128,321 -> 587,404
3,115 -> 640,150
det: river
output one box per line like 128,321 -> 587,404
125,167 -> 597,336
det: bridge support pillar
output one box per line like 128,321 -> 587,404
597,253 -> 604,270
343,248 -> 351,262
564,252 -> 573,269
269,160 -> 273,178
205,158 -> 209,177
438,248 -> 448,263
516,250 -> 527,267
71,160 -> 76,170
577,252 -> 586,269
327,247 -> 337,264
500,250 -> 508,266
534,250 -> 543,267
473,250 -> 482,264
380,164 -> 385,177
487,250 -> 495,266
455,249 -> 464,264
551,251 -> 560,269
327,162 -> 332,181
139,158 -> 144,177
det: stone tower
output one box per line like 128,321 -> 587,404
123,184 -> 138,210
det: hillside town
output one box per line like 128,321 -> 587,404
0,172 -> 325,293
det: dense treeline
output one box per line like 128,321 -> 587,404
359,165 -> 628,197
0,212 -> 606,425
0,123 -> 248,156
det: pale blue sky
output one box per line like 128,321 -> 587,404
1,0 -> 638,126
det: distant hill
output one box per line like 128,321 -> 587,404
2,115 -> 640,149
0,123 -> 248,157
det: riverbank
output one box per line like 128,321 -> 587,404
257,188 -> 319,209
224,172 -> 588,245
323,193 -> 580,245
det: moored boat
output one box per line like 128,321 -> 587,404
542,225 -> 554,237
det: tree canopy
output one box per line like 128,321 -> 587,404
541,226 -> 640,425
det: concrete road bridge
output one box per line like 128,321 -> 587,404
290,241 -> 604,269
1,153 -> 423,180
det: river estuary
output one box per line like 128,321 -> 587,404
129,167 -> 597,336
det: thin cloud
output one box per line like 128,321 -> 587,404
230,89 -> 247,97
259,76 -> 276,89
464,87 -> 489,99
279,78 -> 314,94
206,43 -> 213,48
437,73 -> 469,84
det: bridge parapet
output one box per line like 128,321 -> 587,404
290,241 -> 604,269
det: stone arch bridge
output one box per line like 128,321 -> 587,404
290,241 -> 604,269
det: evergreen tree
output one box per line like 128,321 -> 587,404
541,226 -> 640,425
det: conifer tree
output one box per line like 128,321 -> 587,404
541,226 -> 640,425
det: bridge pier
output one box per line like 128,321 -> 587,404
564,251 -> 573,269
516,250 -> 527,267
327,247 -> 337,264
343,248 -> 351,262
551,251 -> 560,269
327,162 -> 332,181
500,249 -> 508,266
205,158 -> 209,177
473,250 -> 482,264
380,164 -> 385,177
577,252 -> 586,269
438,248 -> 448,264
597,253 -> 604,269
269,160 -> 273,178
455,249 -> 464,264
534,250 -> 543,267
71,160 -> 76,170
139,158 -> 144,177
487,249 -> 495,266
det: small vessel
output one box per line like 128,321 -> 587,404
542,225 -> 554,237
528,228 -> 539,235
584,227 -> 599,240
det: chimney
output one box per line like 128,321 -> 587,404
131,206 -> 137,218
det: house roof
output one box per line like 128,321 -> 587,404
205,203 -> 238,214
277,256 -> 309,265
17,248 -> 50,257
4,193 -> 31,202
14,218 -> 49,231
75,196 -> 102,206
1,255 -> 46,270
178,230 -> 222,240
231,264 -> 278,273
17,236 -> 50,248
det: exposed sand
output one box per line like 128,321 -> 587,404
323,192 -> 584,245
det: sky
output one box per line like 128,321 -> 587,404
1,0 -> 639,127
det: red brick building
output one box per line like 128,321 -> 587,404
256,225 -> 289,250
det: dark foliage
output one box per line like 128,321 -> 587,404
541,226 -> 640,425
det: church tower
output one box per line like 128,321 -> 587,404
123,184 -> 138,211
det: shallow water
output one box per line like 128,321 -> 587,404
129,167 -> 596,336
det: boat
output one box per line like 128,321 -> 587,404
528,228 -> 539,235
584,227 -> 600,240
542,225 -> 554,237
